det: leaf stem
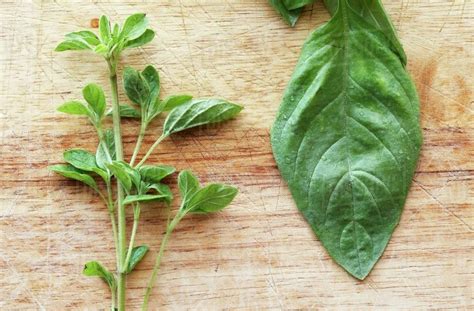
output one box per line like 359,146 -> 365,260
124,204 -> 141,270
108,58 -> 127,311
136,134 -> 166,168
130,121 -> 148,167
141,211 -> 184,310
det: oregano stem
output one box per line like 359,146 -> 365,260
124,204 -> 141,270
136,134 -> 166,168
108,58 -> 127,311
130,121 -> 148,167
142,211 -> 184,310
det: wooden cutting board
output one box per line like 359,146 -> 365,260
1,1 -> 472,309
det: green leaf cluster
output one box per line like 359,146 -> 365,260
56,13 -> 155,60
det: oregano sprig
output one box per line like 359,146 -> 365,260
51,13 -> 242,310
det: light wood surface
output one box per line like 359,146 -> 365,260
0,1 -> 472,310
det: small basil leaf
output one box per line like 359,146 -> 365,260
120,13 -> 148,41
57,101 -> 90,116
83,261 -> 116,291
65,31 -> 100,47
178,170 -> 200,204
268,0 -> 303,27
123,67 -> 150,106
125,29 -> 155,49
83,84 -> 106,118
123,194 -> 168,206
185,184 -> 238,214
99,15 -> 111,43
55,40 -> 90,52
161,95 -> 193,112
162,99 -> 242,137
107,105 -> 141,118
148,183 -> 173,205
49,164 -> 98,191
139,165 -> 175,183
126,245 -> 149,273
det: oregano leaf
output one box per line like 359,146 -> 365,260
123,194 -> 168,206
120,13 -> 148,41
83,83 -> 106,118
160,94 -> 193,112
83,261 -> 116,291
57,101 -> 90,116
99,15 -> 111,44
49,164 -> 99,191
162,99 -> 242,137
125,29 -> 155,49
178,170 -> 200,204
139,165 -> 175,183
185,184 -> 238,214
126,245 -> 149,273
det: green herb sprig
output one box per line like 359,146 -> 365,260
51,13 -> 242,310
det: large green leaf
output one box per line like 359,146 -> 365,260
271,0 -> 422,279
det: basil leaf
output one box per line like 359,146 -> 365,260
107,105 -> 141,118
120,13 -> 148,40
271,1 -> 422,280
139,165 -> 175,183
125,29 -> 155,49
123,194 -> 168,206
82,83 -> 106,118
160,94 -> 193,112
123,67 -> 150,106
283,0 -> 315,10
83,261 -> 116,291
185,184 -> 238,214
178,170 -> 200,204
49,164 -> 98,191
323,0 -> 407,66
57,101 -> 90,116
162,99 -> 243,137
268,0 -> 303,27
99,15 -> 111,43
126,245 -> 149,273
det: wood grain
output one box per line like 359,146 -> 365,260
0,1 -> 472,310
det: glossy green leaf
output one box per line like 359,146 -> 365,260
83,261 -> 116,291
57,101 -> 90,116
125,29 -> 155,49
271,1 -> 422,279
185,183 -> 238,214
107,105 -> 141,118
83,83 -> 106,118
160,94 -> 193,112
123,194 -> 168,206
178,170 -> 200,204
49,164 -> 98,191
268,0 -> 303,27
139,165 -> 175,183
283,0 -> 315,10
99,15 -> 111,43
121,13 -> 148,40
126,245 -> 149,273
323,0 -> 407,65
162,99 -> 243,137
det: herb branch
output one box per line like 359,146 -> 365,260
51,13 -> 242,310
